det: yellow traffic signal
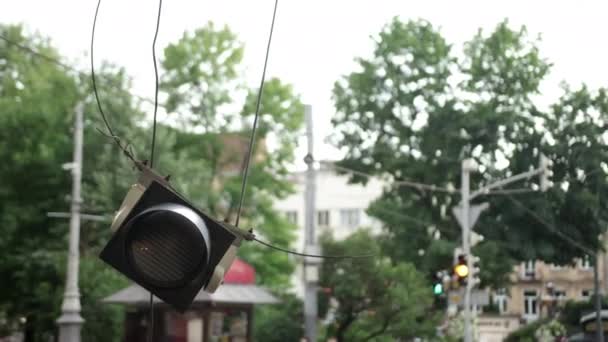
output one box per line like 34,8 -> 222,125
454,263 -> 469,278
454,254 -> 469,282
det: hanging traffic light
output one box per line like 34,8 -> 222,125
100,165 -> 249,311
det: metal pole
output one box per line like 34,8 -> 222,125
303,104 -> 318,342
461,159 -> 473,342
594,254 -> 605,342
57,102 -> 85,342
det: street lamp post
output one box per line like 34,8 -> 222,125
303,105 -> 319,342
460,159 -> 476,342
594,255 -> 605,342
56,102 -> 85,342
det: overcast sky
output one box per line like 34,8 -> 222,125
2,0 -> 608,165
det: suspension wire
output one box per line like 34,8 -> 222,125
223,0 -> 375,260
321,161 -> 456,194
149,0 -> 163,168
234,0 -> 279,227
90,0 -> 140,167
0,32 -> 171,111
91,0 -> 112,137
253,237 -> 374,259
145,0 -> 164,340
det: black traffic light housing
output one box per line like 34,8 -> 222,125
100,164 -> 249,312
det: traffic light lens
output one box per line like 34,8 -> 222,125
433,283 -> 444,295
454,264 -> 469,278
126,207 -> 209,288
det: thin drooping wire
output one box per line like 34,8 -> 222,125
149,0 -> 163,168
0,33 -> 169,110
234,0 -> 279,227
91,0 -> 139,167
253,237 -> 374,259
223,0 -> 373,260
91,0 -> 115,139
147,0 -> 163,341
0,34 -> 72,69
322,161 -> 456,194
505,193 -> 594,255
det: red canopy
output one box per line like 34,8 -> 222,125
224,258 -> 255,284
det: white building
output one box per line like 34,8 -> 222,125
273,163 -> 385,297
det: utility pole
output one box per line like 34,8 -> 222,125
57,102 -> 85,342
594,254 -> 605,342
303,104 -> 319,342
460,159 -> 475,342
456,155 -> 551,342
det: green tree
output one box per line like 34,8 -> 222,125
319,231 -> 438,342
161,22 -> 244,130
331,18 -> 608,287
0,24 -> 78,341
0,24 -> 149,341
253,293 -> 303,342
160,23 -> 304,290
0,20 -> 303,341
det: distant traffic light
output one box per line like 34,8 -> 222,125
433,282 -> 444,295
432,270 -> 449,296
470,255 -> 481,287
539,153 -> 554,192
454,254 -> 469,281
100,165 -> 246,311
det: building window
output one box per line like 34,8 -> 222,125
581,255 -> 592,269
494,288 -> 508,314
582,290 -> 591,299
285,211 -> 298,225
523,260 -> 536,278
554,290 -> 566,301
339,209 -> 360,228
523,290 -> 538,320
317,210 -> 330,227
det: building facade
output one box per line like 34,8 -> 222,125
492,257 -> 602,322
273,163 -> 384,297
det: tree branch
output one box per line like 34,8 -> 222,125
360,309 -> 399,341
335,310 -> 358,342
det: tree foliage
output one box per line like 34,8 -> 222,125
0,21 -> 303,341
253,293 -> 303,342
331,18 -> 608,287
319,231 -> 438,341
0,24 -> 136,341
160,23 -> 304,290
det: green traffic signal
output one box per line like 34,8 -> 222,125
433,282 -> 444,295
